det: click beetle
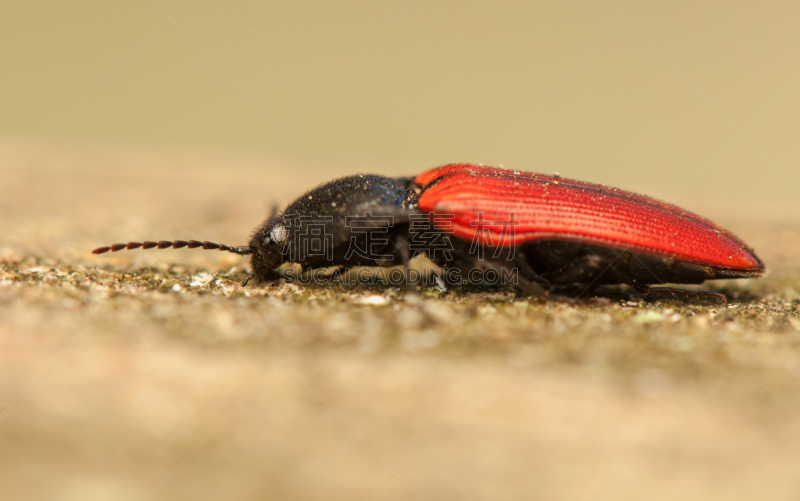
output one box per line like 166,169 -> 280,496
93,164 -> 765,304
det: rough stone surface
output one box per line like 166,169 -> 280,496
2,142 -> 799,500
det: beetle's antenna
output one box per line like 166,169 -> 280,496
92,240 -> 253,256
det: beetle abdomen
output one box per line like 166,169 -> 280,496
415,164 -> 764,276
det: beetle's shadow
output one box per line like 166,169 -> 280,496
257,266 -> 768,307
707,286 -> 764,304
556,283 -> 765,306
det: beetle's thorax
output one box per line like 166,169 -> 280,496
247,174 -> 419,282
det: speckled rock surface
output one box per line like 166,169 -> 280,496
1,143 -> 799,500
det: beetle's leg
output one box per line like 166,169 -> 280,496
605,262 -> 728,306
393,233 -> 417,293
472,256 -> 552,300
241,272 -> 257,287
628,282 -> 728,307
510,254 -> 551,288
514,274 -> 548,299
513,274 -> 580,303
243,267 -> 284,286
646,285 -> 728,307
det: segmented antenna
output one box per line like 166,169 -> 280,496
92,240 -> 252,256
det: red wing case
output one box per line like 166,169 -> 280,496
415,164 -> 764,276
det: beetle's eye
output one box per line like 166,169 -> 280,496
269,225 -> 288,243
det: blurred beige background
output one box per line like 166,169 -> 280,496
2,3 -> 800,501
1,0 -> 799,226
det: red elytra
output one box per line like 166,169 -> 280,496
415,164 -> 763,274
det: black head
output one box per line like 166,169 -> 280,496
247,215 -> 290,283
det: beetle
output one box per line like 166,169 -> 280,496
93,164 -> 765,304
